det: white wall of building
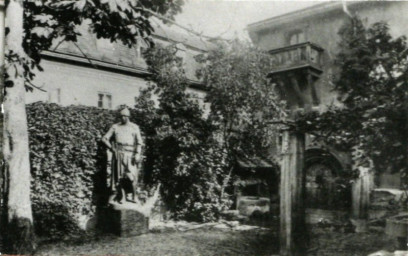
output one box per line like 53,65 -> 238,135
26,59 -> 148,109
26,59 -> 210,115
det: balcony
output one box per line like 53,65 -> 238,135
268,42 -> 324,108
268,42 -> 324,76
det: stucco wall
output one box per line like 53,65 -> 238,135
26,58 -> 209,113
23,19 -> 209,111
26,59 -> 148,108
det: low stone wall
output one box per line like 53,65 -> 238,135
236,196 -> 270,216
369,188 -> 407,220
305,208 -> 348,224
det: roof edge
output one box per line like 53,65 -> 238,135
247,1 -> 361,32
41,50 -> 206,90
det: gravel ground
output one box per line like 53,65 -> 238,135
35,226 -> 400,256
308,227 -> 399,256
36,229 -> 278,256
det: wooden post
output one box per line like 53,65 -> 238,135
351,166 -> 373,232
280,130 -> 307,256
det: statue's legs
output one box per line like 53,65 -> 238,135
109,151 -> 126,204
124,166 -> 140,203
108,151 -> 141,204
130,167 -> 139,202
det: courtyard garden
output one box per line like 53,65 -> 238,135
1,1 -> 407,255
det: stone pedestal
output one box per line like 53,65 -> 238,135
99,202 -> 149,237
386,213 -> 408,250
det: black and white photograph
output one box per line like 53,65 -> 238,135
0,0 -> 407,255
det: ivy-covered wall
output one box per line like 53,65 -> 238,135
27,102 -> 117,239
26,101 -> 230,239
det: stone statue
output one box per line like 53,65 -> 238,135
102,107 -> 143,204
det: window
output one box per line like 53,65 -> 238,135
135,45 -> 147,59
135,46 -> 141,58
106,94 -> 112,109
289,30 -> 305,45
135,38 -> 148,59
98,93 -> 103,108
98,92 -> 112,109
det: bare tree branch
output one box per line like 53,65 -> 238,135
26,80 -> 47,92
52,37 -> 66,51
73,42 -> 98,69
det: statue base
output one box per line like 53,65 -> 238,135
99,184 -> 161,237
100,201 -> 149,237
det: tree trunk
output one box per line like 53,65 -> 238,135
0,0 -> 5,250
2,0 -> 36,253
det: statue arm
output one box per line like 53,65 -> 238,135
102,126 -> 115,151
133,126 -> 144,159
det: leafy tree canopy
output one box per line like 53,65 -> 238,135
134,45 -> 231,221
133,40 -> 286,220
196,40 -> 285,165
296,17 -> 408,184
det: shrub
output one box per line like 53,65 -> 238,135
27,102 -> 116,239
135,45 -> 233,222
133,88 -> 232,222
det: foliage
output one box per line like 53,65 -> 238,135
27,102 -> 117,239
295,17 -> 408,184
132,41 -> 285,221
195,39 -> 283,177
133,45 -> 232,222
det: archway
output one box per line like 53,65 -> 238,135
305,148 -> 351,211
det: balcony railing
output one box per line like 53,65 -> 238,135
268,42 -> 324,75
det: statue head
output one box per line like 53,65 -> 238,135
119,107 -> 130,124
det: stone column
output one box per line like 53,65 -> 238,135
280,130 -> 307,256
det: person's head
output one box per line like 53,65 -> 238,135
119,107 -> 130,124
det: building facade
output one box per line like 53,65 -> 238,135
25,20 -> 210,110
248,1 -> 408,110
247,1 -> 408,215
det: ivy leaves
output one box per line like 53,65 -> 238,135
27,102 -> 117,238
